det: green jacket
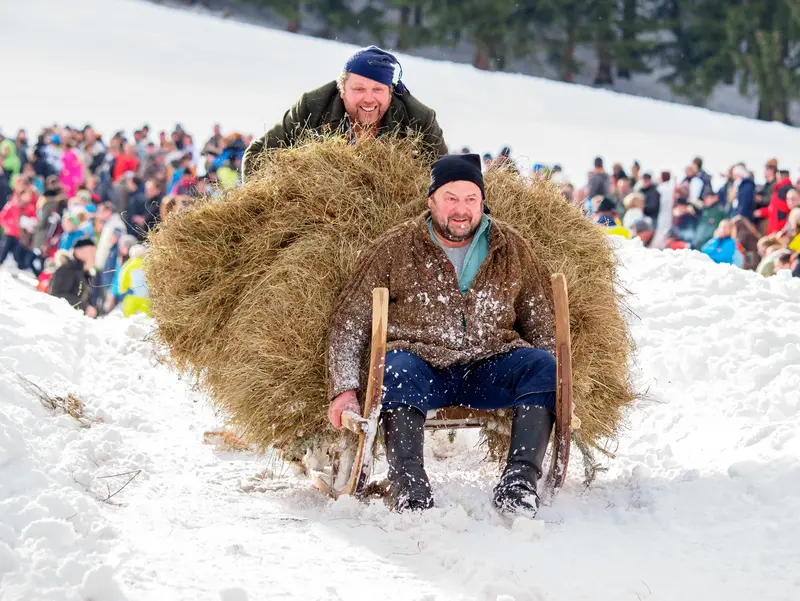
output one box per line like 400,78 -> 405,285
242,80 -> 448,180
693,201 -> 727,249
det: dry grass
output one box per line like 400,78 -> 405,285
146,135 -> 636,471
15,373 -> 98,428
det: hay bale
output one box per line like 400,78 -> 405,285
146,136 -> 635,470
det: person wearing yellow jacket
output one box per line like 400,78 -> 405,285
594,196 -> 631,239
117,244 -> 151,317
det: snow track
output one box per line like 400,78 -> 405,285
2,239 -> 799,600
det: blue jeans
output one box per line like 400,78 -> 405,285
381,348 -> 556,415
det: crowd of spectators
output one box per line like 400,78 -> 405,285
0,123 -> 251,317
3,124 -> 799,321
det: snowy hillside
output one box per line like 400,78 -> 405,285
4,0 -> 800,186
2,240 -> 799,600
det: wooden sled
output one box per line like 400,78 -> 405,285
315,274 -> 578,501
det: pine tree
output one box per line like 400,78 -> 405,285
383,0 -> 431,50
424,0 -> 535,71
241,0 -> 305,33
592,0 -> 617,84
655,0 -> 735,103
727,0 -> 800,124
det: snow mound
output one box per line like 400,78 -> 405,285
2,239 -> 799,600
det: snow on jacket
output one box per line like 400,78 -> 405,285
701,237 -> 744,267
754,177 -> 792,235
94,213 -> 126,271
0,194 -> 37,239
59,149 -> 84,198
326,212 -> 556,400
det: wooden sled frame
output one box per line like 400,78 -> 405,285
316,274 -> 577,501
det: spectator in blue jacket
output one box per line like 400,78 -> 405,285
701,220 -> 744,267
730,164 -> 756,221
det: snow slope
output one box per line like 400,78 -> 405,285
4,0 -> 800,185
2,240 -> 799,601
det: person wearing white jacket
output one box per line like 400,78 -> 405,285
653,171 -> 676,249
94,202 -> 126,271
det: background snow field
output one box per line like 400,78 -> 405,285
2,239 -> 799,601
4,0 -> 800,187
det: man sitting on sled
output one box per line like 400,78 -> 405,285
326,154 -> 557,516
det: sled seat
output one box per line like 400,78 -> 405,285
424,407 -> 489,429
317,273 -> 575,501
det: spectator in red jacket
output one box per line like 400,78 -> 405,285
0,177 -> 38,268
755,170 -> 793,235
112,142 -> 140,183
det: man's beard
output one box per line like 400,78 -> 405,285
434,215 -> 478,243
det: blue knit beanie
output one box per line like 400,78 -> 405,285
344,46 -> 406,93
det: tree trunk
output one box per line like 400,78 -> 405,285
617,0 -> 637,79
413,4 -> 423,27
595,40 -> 614,84
564,23 -> 576,83
474,46 -> 490,70
397,6 -> 410,50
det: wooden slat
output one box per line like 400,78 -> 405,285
548,273 -> 573,491
336,287 -> 389,497
424,407 -> 489,430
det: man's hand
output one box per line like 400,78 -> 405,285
85,306 -> 98,318
328,389 -> 360,430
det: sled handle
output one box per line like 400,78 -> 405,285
341,410 -> 367,434
338,287 -> 389,496
548,273 -> 575,492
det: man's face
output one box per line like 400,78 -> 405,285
75,246 -> 96,266
703,193 -> 718,208
715,220 -> 732,239
617,178 -> 631,195
428,181 -> 483,244
98,206 -> 113,223
635,230 -> 654,245
145,181 -> 158,198
765,167 -> 776,182
340,73 -> 392,127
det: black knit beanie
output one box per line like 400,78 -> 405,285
428,154 -> 485,200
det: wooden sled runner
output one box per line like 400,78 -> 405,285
316,274 -> 578,502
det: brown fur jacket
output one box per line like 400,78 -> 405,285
327,212 -> 556,399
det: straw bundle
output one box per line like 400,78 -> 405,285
146,135 -> 635,472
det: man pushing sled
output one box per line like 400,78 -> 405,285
326,154 -> 558,516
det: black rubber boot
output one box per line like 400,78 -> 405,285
493,404 -> 554,517
381,405 -> 434,512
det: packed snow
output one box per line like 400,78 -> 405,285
4,0 -> 800,188
2,238 -> 799,601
